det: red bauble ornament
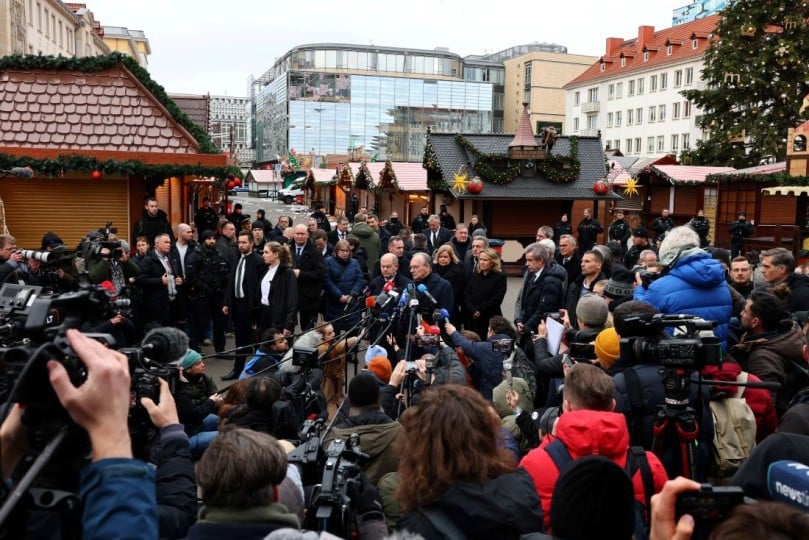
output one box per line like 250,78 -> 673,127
234,178 -> 242,187
468,177 -> 484,194
592,180 -> 609,195
91,170 -> 102,180
226,180 -> 236,189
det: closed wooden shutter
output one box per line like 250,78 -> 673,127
759,195 -> 796,225
0,177 -> 129,250
673,187 -> 700,216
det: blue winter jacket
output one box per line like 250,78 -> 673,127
81,458 -> 157,540
323,255 -> 367,325
450,332 -> 511,400
634,252 -> 732,344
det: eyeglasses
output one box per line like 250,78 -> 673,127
559,244 -> 570,248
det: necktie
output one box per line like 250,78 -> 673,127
235,256 -> 245,298
296,246 -> 303,259
432,232 -> 437,246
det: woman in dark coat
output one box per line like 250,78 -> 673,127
464,248 -> 508,337
323,240 -> 367,332
433,244 -> 465,323
254,242 -> 298,334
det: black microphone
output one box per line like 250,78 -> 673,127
417,284 -> 438,306
141,327 -> 189,364
8,167 -> 33,178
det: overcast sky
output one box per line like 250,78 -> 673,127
87,0 -> 693,96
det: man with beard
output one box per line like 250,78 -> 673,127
607,209 -> 631,253
576,208 -> 602,254
185,230 -> 230,354
132,197 -> 172,245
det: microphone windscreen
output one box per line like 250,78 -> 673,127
365,296 -> 377,308
383,281 -> 394,292
141,326 -> 189,364
767,460 -> 809,512
417,284 -> 427,293
440,308 -> 450,319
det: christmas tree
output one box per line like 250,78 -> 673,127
682,1 -> 809,167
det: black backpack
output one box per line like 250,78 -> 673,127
544,439 -> 654,540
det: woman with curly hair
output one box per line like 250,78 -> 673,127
396,384 -> 543,539
463,247 -> 507,337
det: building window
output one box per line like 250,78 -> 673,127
614,140 -> 621,151
683,133 -> 691,149
672,102 -> 681,119
628,80 -> 635,96
685,67 -> 694,85
525,62 -> 532,85
643,51 -> 649,61
637,78 -> 644,95
671,134 -> 680,151
692,38 -> 699,49
658,104 -> 666,122
587,114 -> 598,130
674,69 -> 683,87
588,87 -> 599,102
616,111 -> 622,127
43,8 -> 48,36
573,117 -> 580,131
626,138 -> 633,153
616,82 -> 623,98
636,107 -> 643,124
660,73 -> 668,90
683,101 -> 692,118
627,108 -> 634,125
605,140 -> 612,150
607,112 -> 614,128
650,75 -> 658,92
634,138 -> 642,153
667,45 -> 673,55
608,84 -> 615,100
647,137 -> 655,153
657,136 -> 665,152
648,106 -> 656,122
600,63 -> 606,72
621,57 -> 626,67
36,2 -> 41,30
574,91 -> 580,106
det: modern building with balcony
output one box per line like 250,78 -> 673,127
564,15 -> 719,160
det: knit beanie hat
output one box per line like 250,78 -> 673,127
575,294 -> 609,327
181,349 -> 202,370
364,345 -> 387,366
368,357 -> 392,384
594,327 -> 620,369
550,456 -> 635,540
348,373 -> 380,407
603,267 -> 635,299
200,229 -> 215,241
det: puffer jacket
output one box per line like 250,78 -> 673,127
325,410 -> 403,486
349,222 -> 380,268
519,410 -> 668,533
322,255 -> 366,324
634,252 -> 732,344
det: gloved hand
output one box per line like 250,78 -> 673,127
347,473 -> 384,522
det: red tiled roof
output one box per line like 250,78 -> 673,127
565,15 -> 720,88
0,65 -> 201,154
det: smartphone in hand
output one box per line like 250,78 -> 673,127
675,484 -> 744,540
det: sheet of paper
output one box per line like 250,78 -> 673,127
545,316 -> 565,356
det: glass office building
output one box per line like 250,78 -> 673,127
249,44 -> 497,164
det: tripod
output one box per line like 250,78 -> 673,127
651,369 -> 700,479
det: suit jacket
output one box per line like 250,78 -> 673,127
254,264 -> 298,332
327,229 -> 350,246
370,253 -> 412,280
426,227 -> 452,254
223,251 -> 265,313
555,252 -> 580,285
515,262 -> 566,331
136,250 -> 181,325
292,241 -> 325,312
369,273 -> 412,296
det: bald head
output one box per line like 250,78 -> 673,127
293,224 -> 308,246
380,253 -> 399,280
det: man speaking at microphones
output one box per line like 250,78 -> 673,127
409,253 -> 453,320
369,253 -> 411,296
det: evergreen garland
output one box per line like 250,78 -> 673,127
0,153 -> 243,186
0,53 -> 220,154
423,140 -> 448,192
454,135 -> 581,185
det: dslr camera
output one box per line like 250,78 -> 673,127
619,313 -> 721,370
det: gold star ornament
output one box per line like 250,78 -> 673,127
453,172 -> 469,192
623,178 -> 639,198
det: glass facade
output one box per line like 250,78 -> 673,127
255,71 -> 493,163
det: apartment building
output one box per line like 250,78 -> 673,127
0,1 -> 109,57
564,15 -> 719,160
209,95 -> 253,166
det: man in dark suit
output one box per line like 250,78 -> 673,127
222,231 -> 265,380
136,233 -> 183,328
371,236 -> 411,280
554,234 -> 580,286
515,243 -> 566,349
425,214 -> 452,255
327,216 -> 350,246
291,224 -> 325,330
369,253 -> 412,296
409,252 -> 453,317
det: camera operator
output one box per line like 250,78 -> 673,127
0,234 -> 29,284
174,350 -> 222,459
323,373 -> 403,486
80,280 -> 137,348
634,226 -> 732,346
444,315 -> 521,401
43,329 -> 157,538
87,241 -> 139,290
610,301 -> 715,480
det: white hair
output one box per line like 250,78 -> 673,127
538,238 -> 556,252
659,226 -> 700,262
